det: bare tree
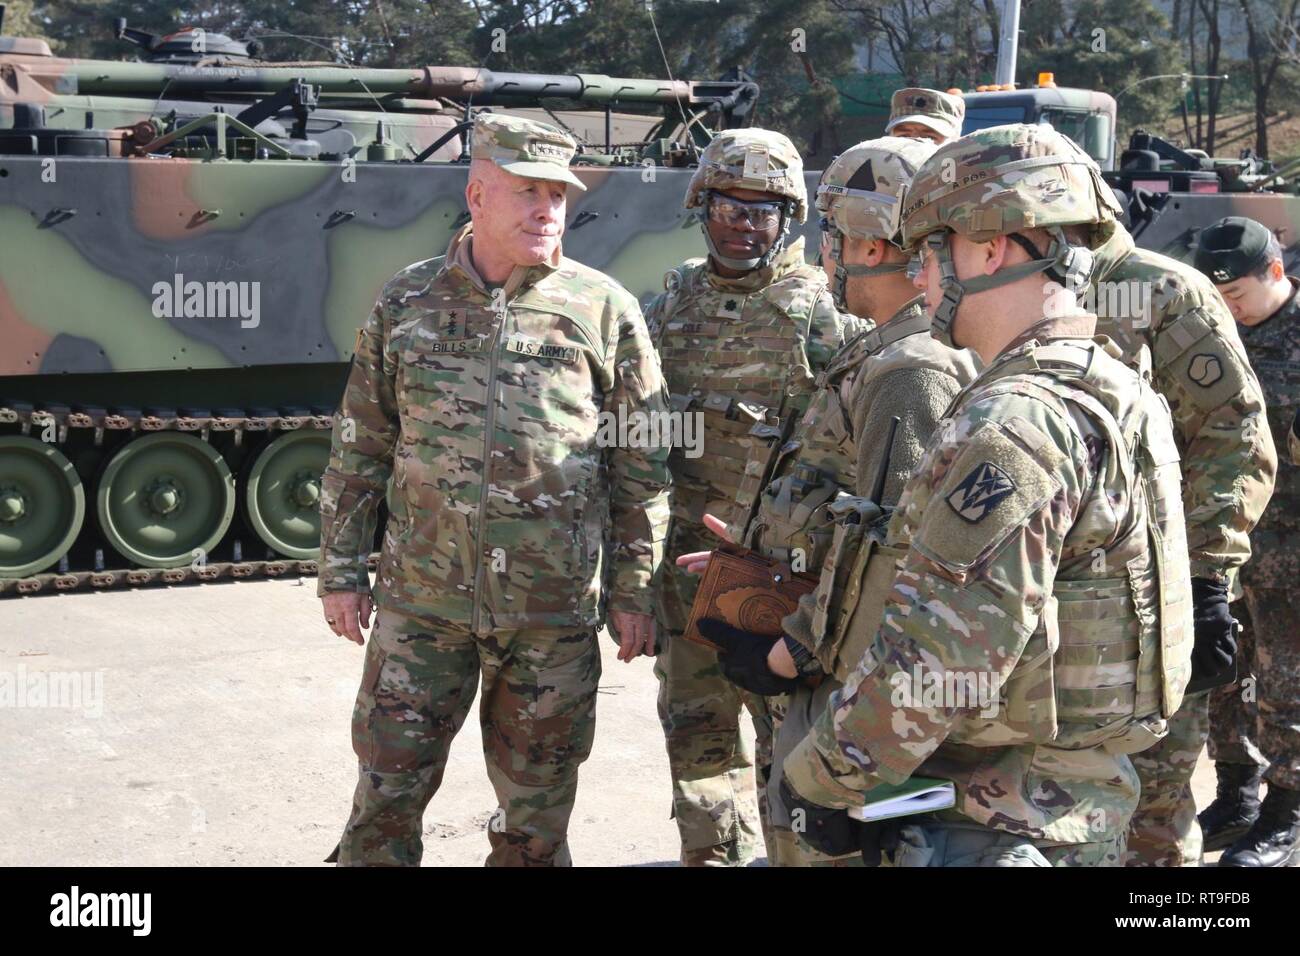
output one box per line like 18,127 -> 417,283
1238,0 -> 1300,157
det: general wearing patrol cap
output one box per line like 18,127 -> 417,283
470,113 -> 587,191
886,88 -> 966,142
1194,216 -> 1274,284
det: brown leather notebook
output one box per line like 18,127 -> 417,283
683,543 -> 819,649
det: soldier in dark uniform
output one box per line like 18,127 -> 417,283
1195,216 -> 1300,867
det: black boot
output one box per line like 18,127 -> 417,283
1199,762 -> 1262,852
1219,784 -> 1300,867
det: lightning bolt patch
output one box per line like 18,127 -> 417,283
946,461 -> 1018,523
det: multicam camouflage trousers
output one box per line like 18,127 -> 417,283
334,607 -> 600,866
880,820 -> 1126,867
769,681 -> 1128,867
1209,587 -> 1300,791
1125,690 -> 1209,866
767,679 -> 864,867
654,632 -> 774,866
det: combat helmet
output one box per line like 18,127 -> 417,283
815,135 -> 938,310
899,123 -> 1121,347
685,128 -> 807,272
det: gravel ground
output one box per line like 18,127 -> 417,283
0,577 -> 1217,866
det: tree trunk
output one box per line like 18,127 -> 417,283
1189,0 -> 1203,146
1202,0 -> 1221,153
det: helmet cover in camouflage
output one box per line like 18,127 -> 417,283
899,123 -> 1120,250
685,128 -> 808,222
817,135 -> 939,245
886,87 -> 966,143
816,136 -> 938,310
900,124 -> 1118,348
470,112 -> 586,191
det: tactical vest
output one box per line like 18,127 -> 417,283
964,340 -> 1193,750
820,338 -> 1194,750
653,260 -> 829,532
741,310 -> 931,575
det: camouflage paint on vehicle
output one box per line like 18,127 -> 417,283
0,24 -> 783,590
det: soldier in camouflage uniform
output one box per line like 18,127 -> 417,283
318,114 -> 671,866
646,128 -> 863,866
885,88 -> 966,145
1192,217 -> 1300,867
679,137 -> 979,866
779,124 -> 1194,867
1088,204 -> 1277,870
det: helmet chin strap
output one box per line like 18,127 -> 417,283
928,227 -> 1095,348
826,228 -> 907,311
703,207 -> 791,274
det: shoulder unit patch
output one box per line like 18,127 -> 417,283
945,461 -> 1018,522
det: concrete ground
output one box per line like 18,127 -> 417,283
1,578 -> 1218,867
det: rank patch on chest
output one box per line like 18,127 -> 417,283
716,296 -> 746,320
504,335 -> 579,364
946,461 -> 1018,523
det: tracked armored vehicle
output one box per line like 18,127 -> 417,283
0,16 -> 788,593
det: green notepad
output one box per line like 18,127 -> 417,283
847,777 -> 956,823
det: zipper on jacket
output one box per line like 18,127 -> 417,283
470,305 -> 506,636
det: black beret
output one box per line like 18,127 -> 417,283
1194,216 -> 1274,284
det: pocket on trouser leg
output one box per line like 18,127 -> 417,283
351,638 -> 386,765
488,631 -> 602,791
483,631 -> 602,867
885,822 -> 1052,867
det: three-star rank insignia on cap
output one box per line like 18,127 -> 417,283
716,295 -> 745,319
946,461 -> 1018,523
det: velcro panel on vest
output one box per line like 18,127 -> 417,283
829,537 -> 908,684
1153,307 -> 1249,409
911,419 -> 1066,576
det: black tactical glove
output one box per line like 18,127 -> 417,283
696,618 -> 800,696
1186,577 -> 1238,694
778,778 -> 881,864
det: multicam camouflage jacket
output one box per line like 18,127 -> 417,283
318,224 -> 671,631
744,297 -> 979,573
755,300 -> 981,660
783,316 -> 1193,848
1092,225 -> 1277,584
644,237 -> 865,632
1237,277 -> 1300,590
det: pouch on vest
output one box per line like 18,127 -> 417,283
825,527 -> 908,684
808,496 -> 895,677
744,457 -> 842,570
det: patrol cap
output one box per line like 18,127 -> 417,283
1194,216 -> 1276,284
470,113 -> 586,191
886,88 -> 966,142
